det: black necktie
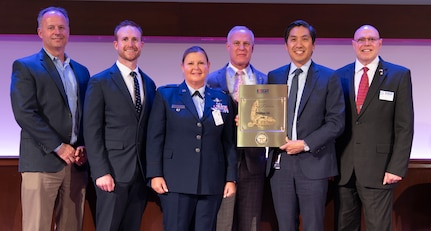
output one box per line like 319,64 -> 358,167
287,68 -> 303,138
130,71 -> 142,114
192,90 -> 203,99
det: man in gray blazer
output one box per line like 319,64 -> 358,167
207,26 -> 268,231
84,20 -> 156,231
10,7 -> 90,231
335,25 -> 414,231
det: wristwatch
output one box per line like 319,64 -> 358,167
304,141 -> 310,152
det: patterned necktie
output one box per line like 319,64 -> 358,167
287,68 -> 303,139
356,67 -> 369,113
130,71 -> 142,114
233,70 -> 244,102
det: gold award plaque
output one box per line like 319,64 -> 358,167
237,84 -> 287,147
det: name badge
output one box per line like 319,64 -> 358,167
212,109 -> 224,126
171,104 -> 186,112
379,90 -> 394,101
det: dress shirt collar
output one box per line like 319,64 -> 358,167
354,56 -> 380,74
116,60 -> 139,78
186,84 -> 205,98
289,59 -> 311,76
227,62 -> 253,79
44,48 -> 70,65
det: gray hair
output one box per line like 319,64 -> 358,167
37,6 -> 69,28
227,26 -> 255,44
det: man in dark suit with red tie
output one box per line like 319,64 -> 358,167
335,25 -> 414,231
266,20 -> 345,231
83,20 -> 156,231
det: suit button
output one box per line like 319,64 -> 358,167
195,148 -> 200,153
196,135 -> 201,140
197,122 -> 202,127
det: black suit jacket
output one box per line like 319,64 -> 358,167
336,58 -> 414,189
10,49 -> 90,172
84,64 -> 156,183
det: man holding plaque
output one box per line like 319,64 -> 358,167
266,20 -> 345,231
207,26 -> 267,231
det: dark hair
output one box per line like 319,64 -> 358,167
37,7 -> 69,28
114,20 -> 143,40
181,46 -> 209,63
284,20 -> 316,44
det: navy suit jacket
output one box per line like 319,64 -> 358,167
11,49 -> 90,172
336,58 -> 414,189
267,61 -> 345,179
84,64 -> 156,183
146,81 -> 237,195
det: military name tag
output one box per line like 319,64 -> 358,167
237,84 -> 287,147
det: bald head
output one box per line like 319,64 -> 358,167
354,25 -> 380,39
352,24 -> 382,66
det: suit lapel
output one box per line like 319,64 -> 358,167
359,61 -> 387,115
342,64 -> 358,116
110,65 -> 140,118
297,63 -> 318,117
40,51 -> 69,106
202,87 -> 218,120
217,67 -> 229,92
138,69 -> 149,121
178,82 -> 201,120
273,64 -> 290,84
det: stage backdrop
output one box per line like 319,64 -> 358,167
0,35 -> 429,159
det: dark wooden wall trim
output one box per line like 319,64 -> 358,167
0,1 -> 430,38
1,158 -> 431,230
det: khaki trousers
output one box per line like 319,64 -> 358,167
21,165 -> 87,231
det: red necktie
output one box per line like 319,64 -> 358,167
356,67 -> 369,113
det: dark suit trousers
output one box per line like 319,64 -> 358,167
94,172 -> 147,231
216,148 -> 266,231
270,154 -> 327,231
335,174 -> 393,231
160,192 -> 223,231
236,148 -> 266,231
